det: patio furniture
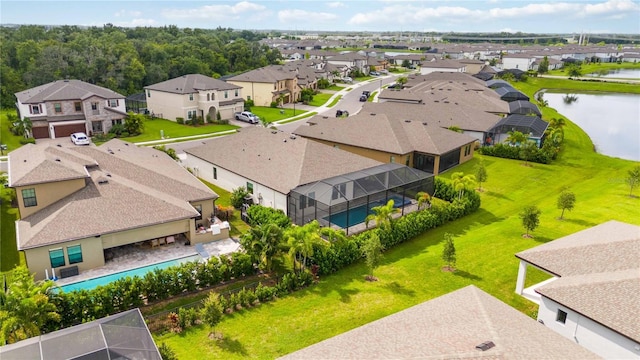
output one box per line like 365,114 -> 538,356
151,239 -> 159,248
158,237 -> 166,246
166,236 -> 175,245
60,266 -> 79,279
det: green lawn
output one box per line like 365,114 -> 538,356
1,185 -> 21,273
199,178 -> 250,238
326,85 -> 343,91
249,107 -> 309,124
548,62 -> 640,77
0,109 -> 23,153
276,112 -> 318,125
121,118 -> 238,143
518,76 -> 640,95
326,96 -> 342,108
154,80 -> 640,358
307,93 -> 333,107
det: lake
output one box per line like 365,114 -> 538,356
586,68 -> 640,79
545,92 -> 640,161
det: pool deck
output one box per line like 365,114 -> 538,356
55,237 -> 241,287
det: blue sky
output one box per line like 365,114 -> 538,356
1,0 -> 639,34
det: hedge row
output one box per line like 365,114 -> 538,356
478,142 -> 558,164
311,178 -> 481,275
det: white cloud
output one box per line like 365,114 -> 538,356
162,1 -> 267,20
487,3 -> 580,18
349,4 -> 483,26
114,10 -> 142,18
327,2 -> 345,8
114,18 -> 158,27
278,9 -> 339,23
499,27 -> 517,33
581,0 -> 640,15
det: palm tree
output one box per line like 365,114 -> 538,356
284,220 -> 323,273
0,266 -> 60,343
240,223 -> 284,272
9,115 -> 32,138
415,192 -> 431,210
535,92 -> 548,107
548,117 -> 566,131
451,172 -> 476,200
506,130 -> 527,146
365,199 -> 399,230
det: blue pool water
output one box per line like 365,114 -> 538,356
325,195 -> 411,228
58,254 -> 201,293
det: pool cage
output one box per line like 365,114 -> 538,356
288,163 -> 434,234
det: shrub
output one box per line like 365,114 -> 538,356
178,307 -> 198,329
19,138 -> 36,145
206,114 -> 213,124
176,117 -> 184,124
254,282 -> 276,302
479,143 -> 551,164
246,205 -> 291,228
244,99 -> 254,111
108,123 -> 126,136
197,116 -> 205,125
270,101 -> 278,108
230,186 -> 249,209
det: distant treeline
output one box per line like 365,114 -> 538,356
0,25 -> 282,108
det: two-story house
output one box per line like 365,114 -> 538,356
144,74 -> 244,122
15,79 -> 127,139
227,65 -> 300,107
325,51 -> 369,75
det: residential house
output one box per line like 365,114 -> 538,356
458,58 -> 486,74
294,102 -> 478,175
8,139 -> 226,281
144,74 -> 244,122
515,221 -> 640,359
281,285 -> 599,359
15,79 -> 127,139
489,114 -> 549,147
325,51 -> 369,75
502,53 -> 536,70
227,65 -> 300,107
419,59 -> 467,75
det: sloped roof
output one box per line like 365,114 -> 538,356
185,126 -> 382,194
494,86 -> 530,101
486,79 -> 512,88
280,285 -> 599,359
227,65 -> 296,83
15,80 -> 125,104
490,114 -> 549,138
509,100 -> 541,116
516,221 -> 640,343
144,74 -> 240,94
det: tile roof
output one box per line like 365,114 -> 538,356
280,285 -> 600,359
15,80 -> 124,103
185,126 -> 382,194
516,221 -> 640,342
144,74 -> 240,94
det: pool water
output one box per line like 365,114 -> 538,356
325,195 -> 411,228
58,254 -> 201,293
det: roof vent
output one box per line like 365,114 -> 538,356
404,120 -> 411,123
97,178 -> 109,185
271,130 -> 278,134
290,135 -> 296,140
283,139 -> 287,142
422,122 -> 428,125
444,100 -> 450,103
106,173 -> 112,177
475,341 -> 495,351
463,82 -> 467,85
56,144 -> 62,147
370,113 -> 376,116
434,100 -> 439,103
55,158 -> 61,162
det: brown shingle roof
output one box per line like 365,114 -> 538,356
185,127 -> 382,194
227,65 -> 296,83
280,285 -> 600,359
15,80 -> 124,103
144,74 -> 240,94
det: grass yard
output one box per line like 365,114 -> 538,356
548,62 -> 640,77
154,79 -> 640,358
249,107 -> 309,124
199,178 -> 250,238
326,95 -> 342,108
276,112 -> 317,125
0,109 -> 23,153
307,93 -> 333,107
1,185 -> 22,274
326,85 -> 343,91
518,76 -> 640,95
121,118 -> 238,143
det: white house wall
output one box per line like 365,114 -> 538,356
502,57 -> 533,70
420,67 -> 464,75
538,297 -> 640,359
183,154 -> 288,213
146,90 -> 195,121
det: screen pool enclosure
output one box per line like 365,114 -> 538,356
0,309 -> 160,360
288,163 -> 434,233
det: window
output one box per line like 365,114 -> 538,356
464,145 -> 471,156
213,167 -> 217,180
74,102 -> 82,112
91,102 -> 98,111
189,94 -> 194,101
247,96 -> 251,101
556,309 -> 567,324
187,110 -> 196,119
390,156 -> 395,163
146,90 -> 151,98
194,204 -> 203,220
246,182 -> 254,194
211,93 -> 215,100
67,245 -> 83,264
234,89 -> 239,97
49,248 -> 65,268
224,91 -> 228,99
108,99 -> 119,107
207,94 -> 210,101
31,105 -> 41,114
54,103 -> 62,113
112,119 -> 122,126
21,188 -> 37,207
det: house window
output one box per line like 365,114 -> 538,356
74,102 -> 82,112
67,245 -> 83,264
246,182 -> 254,194
108,99 -> 119,107
464,145 -> 471,156
91,102 -> 98,111
146,90 -> 151,98
235,89 -> 239,97
49,248 -> 65,268
556,309 -> 567,324
187,110 -> 196,119
112,119 -> 122,126
308,192 -> 316,207
54,103 -> 62,113
22,188 -> 37,207
224,91 -> 228,99
213,167 -> 217,180
189,94 -> 194,101
211,93 -> 215,100
390,156 -> 395,163
247,96 -> 251,101
194,204 -> 203,220
30,105 -> 41,114
207,94 -> 210,101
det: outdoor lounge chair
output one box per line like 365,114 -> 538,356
195,243 -> 210,260
151,239 -> 159,248
166,236 -> 175,245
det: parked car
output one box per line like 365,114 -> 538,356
370,71 -> 380,76
341,77 -> 353,83
70,132 -> 90,145
359,94 -> 368,102
336,110 -> 349,118
234,111 -> 260,124
388,83 -> 403,89
379,69 -> 389,74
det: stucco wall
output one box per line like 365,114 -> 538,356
227,81 -> 275,107
538,297 -> 640,359
459,142 -> 475,165
101,218 -> 191,249
146,90 -> 195,121
24,237 -> 105,281
15,178 -> 86,218
309,139 -> 409,166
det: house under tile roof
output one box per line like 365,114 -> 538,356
144,74 -> 240,94
185,126 -> 382,194
516,220 -> 640,344
15,79 -> 124,104
280,285 -> 599,359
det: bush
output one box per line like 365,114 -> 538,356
270,101 -> 278,108
317,78 -> 331,89
176,117 -> 184,124
254,282 -> 277,302
479,143 -> 551,164
178,307 -> 198,329
246,205 -> 291,228
109,123 -> 126,136
244,99 -> 254,111
19,138 -> 36,145
230,186 -> 249,209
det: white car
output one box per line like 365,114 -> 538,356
70,132 -> 90,145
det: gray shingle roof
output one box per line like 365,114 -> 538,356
280,285 -> 600,359
185,127 -> 382,194
144,74 -> 240,94
227,65 -> 296,83
15,80 -> 125,103
295,103 -> 478,155
516,221 -> 640,343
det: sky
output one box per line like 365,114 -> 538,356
1,0 -> 639,34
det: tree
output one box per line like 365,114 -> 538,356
519,140 -> 538,166
401,59 -> 411,68
627,165 -> 640,197
451,172 -> 476,200
200,292 -> 224,340
557,189 -> 576,219
396,76 -> 408,87
537,56 -> 549,74
240,223 -> 284,272
0,266 -> 61,344
300,88 -> 314,104
9,115 -> 32,138
548,117 -> 566,131
230,186 -> 249,209
284,220 -> 323,273
157,343 -> 179,360
519,206 -> 541,238
365,199 -> 399,229
535,92 -> 548,107
124,112 -> 144,136
506,130 -> 527,146
441,232 -> 456,271
361,233 -> 384,281
566,64 -> 582,78
474,161 -> 488,191
415,191 -> 431,210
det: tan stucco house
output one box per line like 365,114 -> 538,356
144,74 -> 244,122
15,79 -> 127,139
227,65 -> 300,107
8,139 -> 226,281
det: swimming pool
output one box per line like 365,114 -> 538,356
324,195 -> 411,228
58,254 -> 201,293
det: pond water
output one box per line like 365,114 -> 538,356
545,92 -> 640,161
586,68 -> 640,79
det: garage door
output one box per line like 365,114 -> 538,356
53,123 -> 86,138
32,127 -> 49,139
